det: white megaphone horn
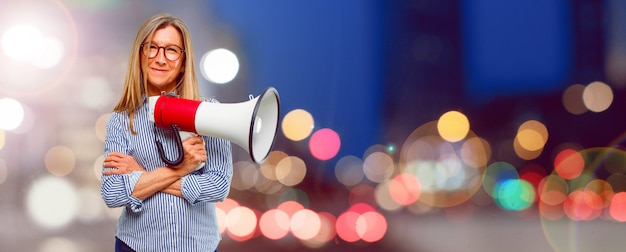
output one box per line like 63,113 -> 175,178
148,87 -> 280,166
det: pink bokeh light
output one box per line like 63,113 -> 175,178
309,128 -> 341,161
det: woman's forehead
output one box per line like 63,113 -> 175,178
149,26 -> 183,45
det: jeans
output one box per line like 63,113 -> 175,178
115,237 -> 135,252
115,237 -> 218,252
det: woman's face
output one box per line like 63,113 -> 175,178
142,25 -> 185,96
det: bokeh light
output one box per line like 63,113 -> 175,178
37,237 -> 81,252
350,184 -> 377,206
609,192 -> 626,222
32,36 -> 64,69
516,120 -> 548,152
75,187 -> 105,223
95,113 -> 110,142
357,211 -> 387,242
0,98 -> 25,130
437,110 -> 470,142
290,209 -> 321,240
582,81 -> 613,112
0,159 -> 7,185
44,145 -> 76,176
225,206 -> 257,240
201,48 -> 240,84
93,154 -> 105,181
301,212 -> 336,248
335,155 -> 365,187
553,149 -> 584,180
336,203 -> 387,243
231,160 -> 258,191
493,179 -> 535,211
1,24 -> 65,69
388,173 -> 422,206
375,180 -> 403,212
336,211 -> 361,242
483,162 -> 519,198
363,151 -> 394,183
309,128 -> 341,161
79,77 -> 114,110
26,176 -> 78,229
562,84 -> 588,115
513,120 -> 548,160
275,156 -> 307,186
460,136 -> 491,168
281,109 -> 314,141
0,129 -> 5,150
11,103 -> 35,134
563,189 -> 602,221
278,188 -> 310,207
259,209 -> 291,240
1,24 -> 43,61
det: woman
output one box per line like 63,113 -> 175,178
100,13 -> 233,252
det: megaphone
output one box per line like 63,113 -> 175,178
148,87 -> 280,166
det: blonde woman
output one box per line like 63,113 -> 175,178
101,13 -> 232,252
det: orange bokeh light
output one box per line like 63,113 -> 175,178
335,203 -> 387,243
226,206 -> 258,241
357,211 -> 387,242
610,192 -> 626,222
554,149 -> 584,180
389,173 -> 421,206
563,190 -> 602,221
259,209 -> 290,240
291,209 -> 321,240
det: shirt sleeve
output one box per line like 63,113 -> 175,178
100,112 -> 145,212
180,136 -> 233,205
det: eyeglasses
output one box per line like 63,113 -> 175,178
140,43 -> 185,61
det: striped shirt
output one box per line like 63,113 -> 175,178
101,96 -> 233,252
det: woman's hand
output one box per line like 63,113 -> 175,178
103,152 -> 145,175
172,136 -> 207,174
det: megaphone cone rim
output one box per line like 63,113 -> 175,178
249,86 -> 280,163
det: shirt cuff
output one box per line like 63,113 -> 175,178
125,171 -> 144,212
180,174 -> 202,205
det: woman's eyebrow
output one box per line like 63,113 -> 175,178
146,41 -> 182,47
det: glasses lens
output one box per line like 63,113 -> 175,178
165,46 -> 182,61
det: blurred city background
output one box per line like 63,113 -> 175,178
0,0 -> 625,251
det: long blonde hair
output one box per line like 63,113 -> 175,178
113,13 -> 200,134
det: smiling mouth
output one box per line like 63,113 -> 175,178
151,67 -> 168,72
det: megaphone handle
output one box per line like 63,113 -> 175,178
156,124 -> 185,167
178,131 -> 205,171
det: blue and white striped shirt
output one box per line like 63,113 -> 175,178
101,96 -> 233,252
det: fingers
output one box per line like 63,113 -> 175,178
102,168 -> 118,176
104,152 -> 127,164
183,136 -> 205,146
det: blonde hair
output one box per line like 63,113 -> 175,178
113,13 -> 200,134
